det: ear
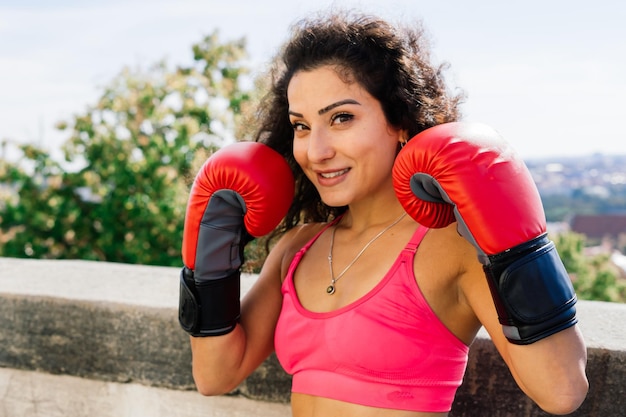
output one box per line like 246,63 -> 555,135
398,129 -> 409,147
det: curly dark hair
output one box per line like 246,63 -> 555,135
254,10 -> 463,236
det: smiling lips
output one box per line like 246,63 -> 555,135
320,168 -> 350,179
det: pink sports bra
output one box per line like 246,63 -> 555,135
274,222 -> 469,412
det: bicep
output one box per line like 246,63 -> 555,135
237,236 -> 288,372
460,247 -> 524,365
190,234 -> 289,394
460,247 -> 588,411
240,223 -> 319,356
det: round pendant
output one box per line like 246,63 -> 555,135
326,285 -> 335,295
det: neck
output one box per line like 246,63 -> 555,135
339,202 -> 407,233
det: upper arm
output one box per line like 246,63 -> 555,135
459,237 -> 588,414
190,227 -> 303,394
457,244 -> 508,348
238,224 -> 320,370
237,230 -> 297,370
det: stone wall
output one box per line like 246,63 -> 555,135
0,257 -> 624,416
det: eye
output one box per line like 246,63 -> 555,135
330,112 -> 354,126
290,121 -> 310,134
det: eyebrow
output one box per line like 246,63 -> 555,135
288,99 -> 361,118
318,99 -> 360,115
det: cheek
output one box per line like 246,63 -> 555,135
358,127 -> 400,163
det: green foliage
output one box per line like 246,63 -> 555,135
0,31 -> 251,266
553,232 -> 626,303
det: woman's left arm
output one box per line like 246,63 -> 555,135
393,122 -> 589,413
461,255 -> 589,415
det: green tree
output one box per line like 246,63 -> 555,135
0,31 -> 251,266
553,232 -> 626,303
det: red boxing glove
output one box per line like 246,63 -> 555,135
179,141 -> 294,336
393,122 -> 577,344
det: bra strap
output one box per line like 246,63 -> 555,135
299,216 -> 342,252
403,225 -> 429,254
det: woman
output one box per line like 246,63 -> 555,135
184,10 -> 588,416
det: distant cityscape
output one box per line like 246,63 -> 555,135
526,153 -> 626,277
526,153 -> 626,198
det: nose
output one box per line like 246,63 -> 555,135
306,127 -> 335,163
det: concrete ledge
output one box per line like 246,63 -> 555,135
0,258 -> 291,401
0,367 -> 290,417
1,257 -> 625,416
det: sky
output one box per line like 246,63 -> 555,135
1,0 -> 625,160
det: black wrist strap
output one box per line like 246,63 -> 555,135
484,234 -> 578,344
178,267 -> 240,337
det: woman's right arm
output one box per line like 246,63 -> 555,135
189,228 -> 298,396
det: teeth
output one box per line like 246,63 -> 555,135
321,169 -> 349,179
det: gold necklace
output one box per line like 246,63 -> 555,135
326,212 -> 407,295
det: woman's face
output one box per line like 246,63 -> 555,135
287,66 -> 404,208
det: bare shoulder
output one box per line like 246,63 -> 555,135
242,222 -> 328,327
419,222 -> 477,266
424,222 -> 487,293
267,222 -> 329,282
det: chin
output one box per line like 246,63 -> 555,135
320,197 -> 349,209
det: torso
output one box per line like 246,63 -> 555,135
281,217 -> 479,343
276,217 -> 482,416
